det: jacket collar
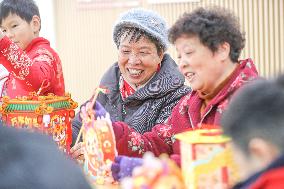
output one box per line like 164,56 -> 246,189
187,58 -> 258,128
24,37 -> 49,52
206,58 -> 258,108
125,53 -> 186,101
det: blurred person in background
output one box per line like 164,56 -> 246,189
222,75 -> 284,189
0,125 -> 91,189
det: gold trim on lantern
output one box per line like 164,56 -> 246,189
175,129 -> 231,144
34,103 -> 54,115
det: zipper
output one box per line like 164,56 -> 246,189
186,93 -> 195,129
188,113 -> 194,129
199,105 -> 213,126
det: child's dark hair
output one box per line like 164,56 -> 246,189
221,75 -> 284,154
168,7 -> 245,62
0,0 -> 40,25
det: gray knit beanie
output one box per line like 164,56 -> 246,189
113,8 -> 169,51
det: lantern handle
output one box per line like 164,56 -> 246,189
74,87 -> 109,147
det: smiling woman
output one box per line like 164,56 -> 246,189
70,8 -> 190,158
117,32 -> 163,87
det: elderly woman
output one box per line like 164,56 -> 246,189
70,9 -> 190,157
108,7 -> 259,180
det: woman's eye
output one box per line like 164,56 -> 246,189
140,51 -> 149,55
122,50 -> 130,54
12,24 -> 18,28
186,51 -> 194,55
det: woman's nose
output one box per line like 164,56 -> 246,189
178,63 -> 185,72
128,53 -> 141,65
178,58 -> 188,70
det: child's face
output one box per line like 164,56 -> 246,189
232,140 -> 280,181
0,13 -> 39,50
231,144 -> 256,181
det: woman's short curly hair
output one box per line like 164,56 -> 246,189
169,7 -> 245,62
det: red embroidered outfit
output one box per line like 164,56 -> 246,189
112,59 -> 258,163
0,36 -> 65,98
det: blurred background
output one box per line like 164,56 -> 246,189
36,0 -> 283,105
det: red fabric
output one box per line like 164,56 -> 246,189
249,167 -> 284,189
112,59 -> 258,165
119,63 -> 160,100
0,36 -> 65,98
119,76 -> 136,100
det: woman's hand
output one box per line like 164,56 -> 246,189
79,101 -> 107,121
72,101 -> 108,164
94,101 -> 107,118
70,142 -> 85,164
111,156 -> 143,181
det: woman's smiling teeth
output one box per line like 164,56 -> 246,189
128,68 -> 143,76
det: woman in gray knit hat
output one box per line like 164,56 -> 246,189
70,8 -> 190,159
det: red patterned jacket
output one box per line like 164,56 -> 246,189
112,59 -> 258,162
0,36 -> 65,98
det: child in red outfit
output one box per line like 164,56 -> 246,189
0,0 -> 65,98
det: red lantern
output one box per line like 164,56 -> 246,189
69,110 -> 75,118
37,115 -> 43,124
0,93 -> 78,154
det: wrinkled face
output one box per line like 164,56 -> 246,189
175,35 -> 225,94
118,36 -> 163,86
0,13 -> 38,50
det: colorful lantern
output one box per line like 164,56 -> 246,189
0,93 -> 78,153
77,87 -> 117,185
175,128 -> 239,189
